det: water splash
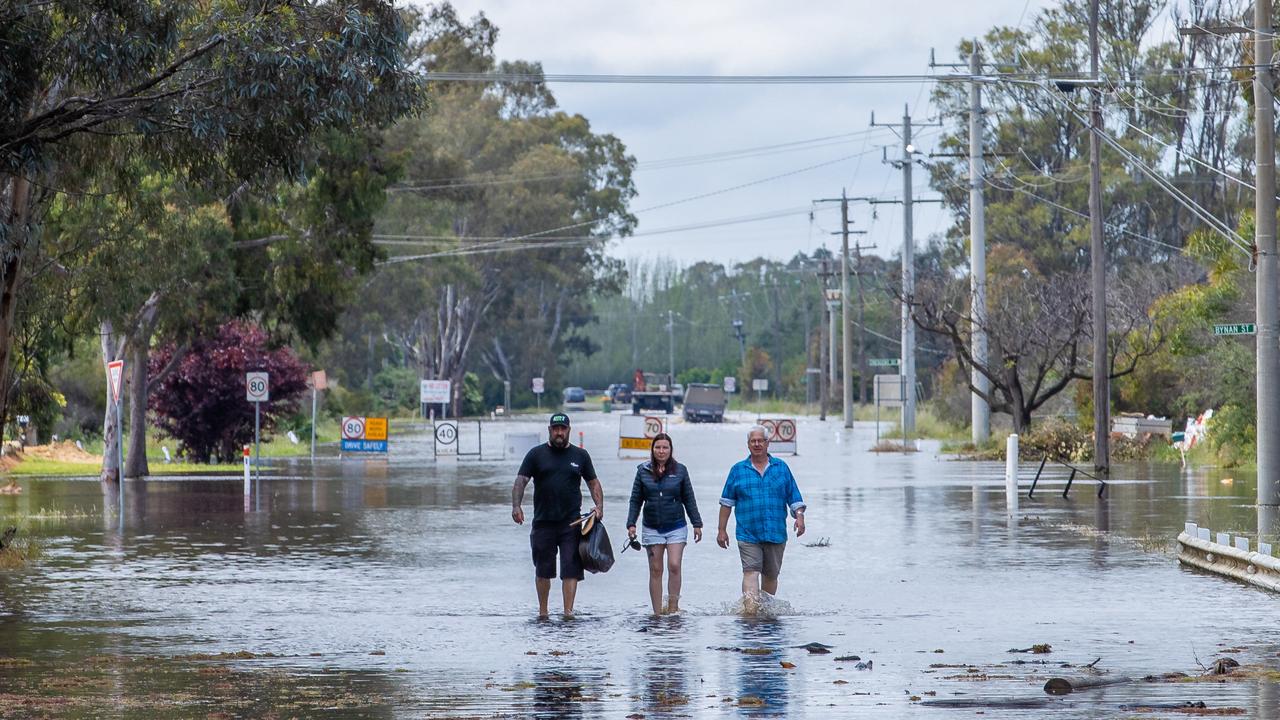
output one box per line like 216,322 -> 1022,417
713,591 -> 799,618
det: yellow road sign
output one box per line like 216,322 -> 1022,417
620,437 -> 653,451
364,417 -> 388,441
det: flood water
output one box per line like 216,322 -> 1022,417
3,411 -> 1280,718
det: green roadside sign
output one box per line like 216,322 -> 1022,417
868,358 -> 900,367
1213,323 -> 1257,336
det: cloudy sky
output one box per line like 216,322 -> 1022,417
442,0 -> 1062,265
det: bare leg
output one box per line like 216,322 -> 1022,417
742,570 -> 761,596
646,544 -> 666,616
535,577 -> 551,619
562,578 -> 579,616
665,542 -> 685,612
761,574 -> 779,596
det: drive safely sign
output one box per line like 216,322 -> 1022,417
341,416 -> 388,453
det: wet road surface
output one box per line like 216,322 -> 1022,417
2,411 -> 1279,718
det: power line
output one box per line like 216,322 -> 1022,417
388,128 -> 894,192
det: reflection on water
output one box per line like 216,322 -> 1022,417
3,415 -> 1280,717
733,617 -> 793,716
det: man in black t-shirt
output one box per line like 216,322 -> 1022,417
512,413 -> 603,619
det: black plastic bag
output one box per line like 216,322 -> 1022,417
579,518 -> 615,574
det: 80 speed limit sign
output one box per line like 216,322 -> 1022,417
342,416 -> 366,440
246,372 -> 269,403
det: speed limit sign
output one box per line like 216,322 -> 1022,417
342,416 -> 366,440
246,372 -> 269,403
643,416 -> 664,438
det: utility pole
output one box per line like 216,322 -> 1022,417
872,109 -> 941,438
969,42 -> 991,445
1256,0 -> 1280,504
817,259 -> 838,398
813,194 -> 868,428
818,262 -> 829,421
900,107 -> 916,436
667,309 -> 675,383
719,289 -> 749,370
1088,0 -> 1110,474
853,237 -> 868,404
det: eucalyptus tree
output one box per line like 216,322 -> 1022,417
358,4 -> 636,407
0,0 -> 423,471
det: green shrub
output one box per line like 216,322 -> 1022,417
1207,403 -> 1255,468
1020,417 -> 1092,463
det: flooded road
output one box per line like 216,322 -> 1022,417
3,411 -> 1280,718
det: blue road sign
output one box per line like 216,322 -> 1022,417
341,439 -> 388,453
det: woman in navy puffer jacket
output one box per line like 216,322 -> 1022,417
626,432 -> 702,615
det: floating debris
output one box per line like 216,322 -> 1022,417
794,642 -> 833,654
834,655 -> 861,662
1119,701 -> 1244,715
1008,644 -> 1052,654
803,537 -> 831,547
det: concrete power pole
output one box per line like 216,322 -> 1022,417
900,106 -> 918,436
841,190 -> 854,428
969,43 -> 991,445
1088,0 -> 1110,474
1257,0 -> 1280,505
818,263 -> 829,422
667,309 -> 675,383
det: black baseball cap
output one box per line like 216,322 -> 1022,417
549,413 -> 571,427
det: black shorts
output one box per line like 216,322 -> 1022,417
530,522 -> 584,580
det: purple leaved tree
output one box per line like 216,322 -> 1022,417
149,322 -> 309,463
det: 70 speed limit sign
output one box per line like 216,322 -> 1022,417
246,372 -> 269,403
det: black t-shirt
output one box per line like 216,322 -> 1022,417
518,443 -> 598,525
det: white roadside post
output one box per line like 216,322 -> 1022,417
107,359 -> 125,528
1005,434 -> 1020,516
242,445 -> 251,510
246,372 -> 269,483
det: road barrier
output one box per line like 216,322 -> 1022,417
618,415 -> 665,458
1177,523 -> 1280,593
504,432 -> 541,461
756,417 -> 797,455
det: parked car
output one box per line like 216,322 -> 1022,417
611,383 -> 632,404
673,383 -> 685,404
562,386 -> 586,404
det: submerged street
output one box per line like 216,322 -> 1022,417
2,412 -> 1278,718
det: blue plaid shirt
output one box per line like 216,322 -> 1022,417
719,455 -> 806,544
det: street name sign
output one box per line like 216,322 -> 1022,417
1213,323 -> 1256,336
868,358 -> 900,367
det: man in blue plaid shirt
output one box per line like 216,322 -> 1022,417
717,425 -> 806,599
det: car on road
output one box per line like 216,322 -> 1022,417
610,384 -> 632,404
562,386 -> 586,404
683,383 -> 726,423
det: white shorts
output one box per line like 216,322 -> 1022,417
641,524 -> 689,546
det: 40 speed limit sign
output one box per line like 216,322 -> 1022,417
434,420 -> 459,456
